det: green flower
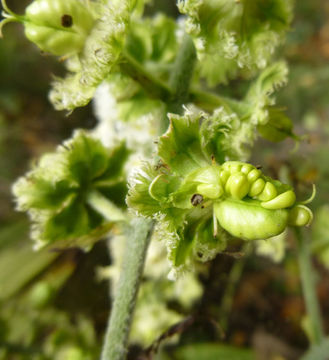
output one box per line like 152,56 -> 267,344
178,0 -> 293,85
13,131 -> 128,249
127,111 -> 314,275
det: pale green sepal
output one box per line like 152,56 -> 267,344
152,208 -> 190,274
126,163 -> 164,217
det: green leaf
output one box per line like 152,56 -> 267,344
158,112 -> 209,176
0,222 -> 57,300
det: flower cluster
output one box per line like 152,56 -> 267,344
127,110 -> 313,275
13,131 -> 128,249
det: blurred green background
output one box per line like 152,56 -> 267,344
0,0 -> 329,359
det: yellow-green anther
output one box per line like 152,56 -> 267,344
197,183 -> 223,199
261,190 -> 296,209
288,205 -> 313,227
247,169 -> 261,183
241,164 -> 253,174
219,169 -> 230,185
257,182 -> 277,201
248,178 -> 265,197
229,162 -> 242,173
226,173 -> 249,199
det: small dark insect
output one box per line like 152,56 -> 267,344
154,160 -> 170,172
256,164 -> 262,169
191,193 -> 203,206
61,14 -> 73,27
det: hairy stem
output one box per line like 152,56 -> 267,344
101,33 -> 198,360
295,228 -> 324,345
86,190 -> 126,222
101,218 -> 154,360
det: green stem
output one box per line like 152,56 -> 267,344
167,34 -> 197,116
101,218 -> 154,360
100,33 -> 198,360
219,244 -> 251,330
86,190 -> 126,222
120,51 -> 172,102
295,227 -> 324,345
